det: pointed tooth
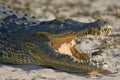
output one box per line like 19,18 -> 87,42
106,31 -> 109,36
86,60 -> 89,62
107,29 -> 109,33
103,62 -> 108,69
109,30 -> 111,35
89,59 -> 92,62
96,61 -> 100,68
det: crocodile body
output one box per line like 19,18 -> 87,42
0,3 -> 113,73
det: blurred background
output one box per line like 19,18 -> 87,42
0,0 -> 120,30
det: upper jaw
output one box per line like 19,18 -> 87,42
76,24 -> 113,39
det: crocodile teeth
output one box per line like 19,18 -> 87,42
80,60 -> 84,63
100,28 -> 112,36
96,62 -> 100,68
106,29 -> 111,36
103,63 -> 108,69
89,61 -> 96,66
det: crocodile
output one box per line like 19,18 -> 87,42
0,3 -> 113,73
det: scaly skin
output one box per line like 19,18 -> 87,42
0,3 -> 113,73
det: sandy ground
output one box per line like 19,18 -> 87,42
0,0 -> 120,80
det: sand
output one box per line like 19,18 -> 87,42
0,0 -> 120,80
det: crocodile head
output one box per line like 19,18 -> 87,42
24,19 -> 112,73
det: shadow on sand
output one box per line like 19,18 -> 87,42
0,63 -> 89,77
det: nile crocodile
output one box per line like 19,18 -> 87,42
0,3 -> 113,74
